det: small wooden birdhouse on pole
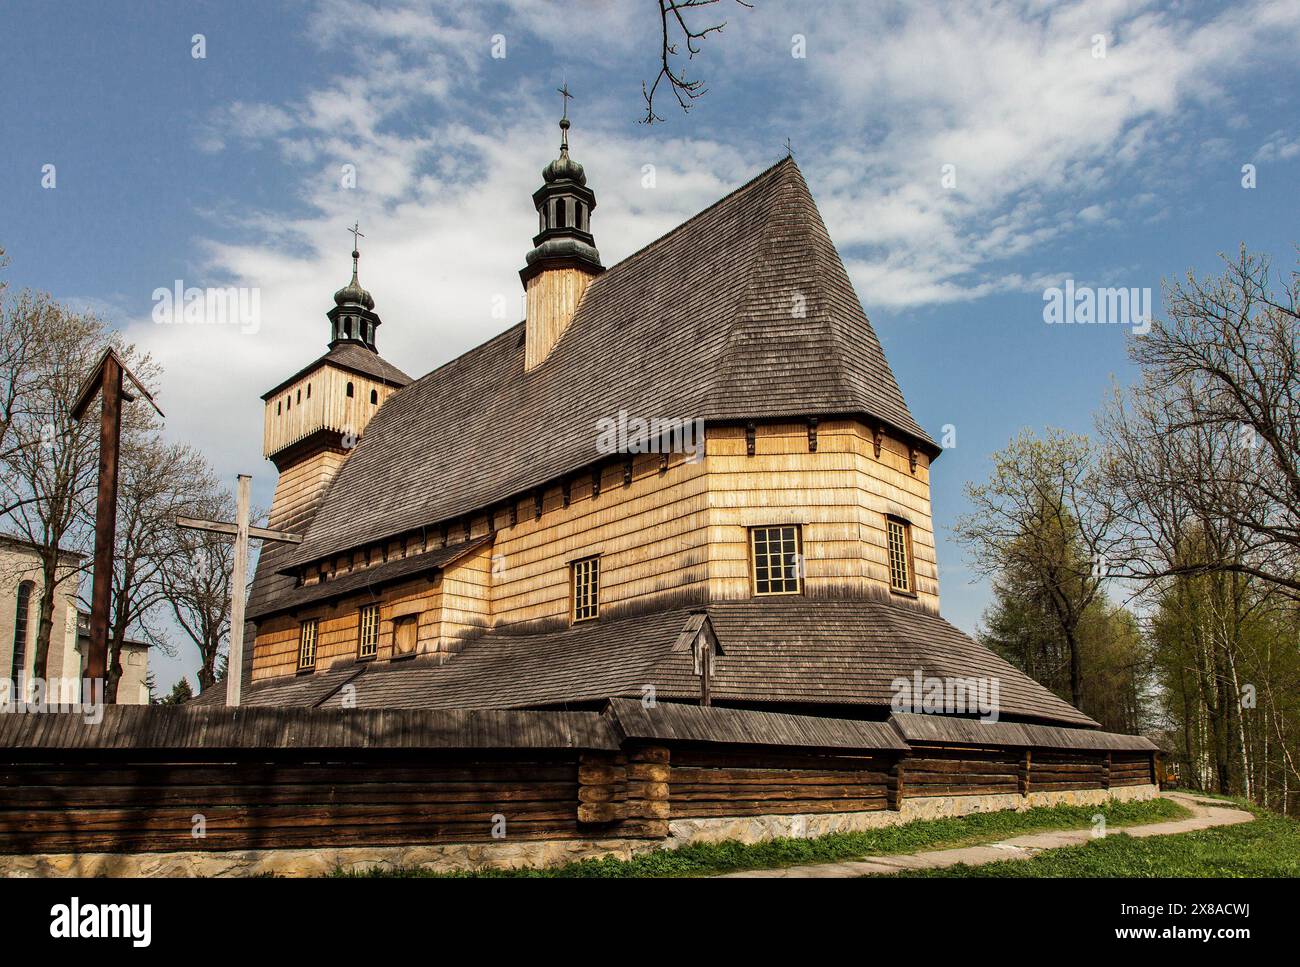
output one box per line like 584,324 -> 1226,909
71,347 -> 163,691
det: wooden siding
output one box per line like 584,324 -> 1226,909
265,445 -> 350,535
490,450 -> 710,630
263,363 -> 399,459
1110,751 -> 1157,788
0,754 -> 584,854
706,420 -> 938,610
669,748 -> 892,817
901,747 -> 1023,798
525,266 -> 599,371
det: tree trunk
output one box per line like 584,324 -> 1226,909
30,553 -> 59,680
1064,625 -> 1083,710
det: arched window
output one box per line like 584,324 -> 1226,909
11,580 -> 33,681
346,382 -> 354,398
370,389 -> 378,405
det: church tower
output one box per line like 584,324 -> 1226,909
520,89 -> 603,371
260,230 -> 411,535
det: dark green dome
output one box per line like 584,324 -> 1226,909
334,251 -> 375,310
542,118 -> 586,185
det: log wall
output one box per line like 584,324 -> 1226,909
0,740 -> 1156,863
897,746 -> 1022,798
0,753 -> 585,855
668,748 -> 893,817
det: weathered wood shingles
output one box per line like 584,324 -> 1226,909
201,598 -> 1101,727
0,705 -> 619,751
890,712 -> 1158,752
277,157 -> 936,577
245,534 -> 492,620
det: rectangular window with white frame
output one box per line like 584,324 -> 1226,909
886,516 -> 915,595
750,525 -> 803,595
571,556 -> 600,622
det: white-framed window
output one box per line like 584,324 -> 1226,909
571,556 -> 600,622
750,525 -> 802,595
886,517 -> 914,594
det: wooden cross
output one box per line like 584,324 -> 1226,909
71,348 -> 164,691
348,221 -> 365,252
176,474 -> 303,707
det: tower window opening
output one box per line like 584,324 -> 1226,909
370,389 -> 378,405
346,382 -> 354,398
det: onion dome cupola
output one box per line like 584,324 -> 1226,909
521,87 -> 603,285
520,88 -> 605,371
328,224 -> 383,353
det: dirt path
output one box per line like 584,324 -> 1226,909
718,792 -> 1255,878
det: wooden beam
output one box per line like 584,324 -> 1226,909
176,517 -> 304,544
226,475 -> 251,707
84,353 -> 123,687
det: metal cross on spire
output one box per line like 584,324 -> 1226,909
557,81 -> 574,121
348,221 -> 365,254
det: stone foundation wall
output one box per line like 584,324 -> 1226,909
0,784 -> 1158,878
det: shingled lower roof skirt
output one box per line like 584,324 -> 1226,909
888,712 -> 1158,753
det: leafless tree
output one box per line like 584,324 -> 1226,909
642,0 -> 753,123
99,417 -> 209,703
1101,247 -> 1299,596
164,477 -> 240,692
0,304 -> 107,678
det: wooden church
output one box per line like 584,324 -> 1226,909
0,114 -> 1158,875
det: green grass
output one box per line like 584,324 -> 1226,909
333,797 -> 1188,878
883,800 -> 1300,878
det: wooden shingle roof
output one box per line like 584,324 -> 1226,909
261,341 -> 411,400
205,598 -> 1097,728
280,158 -> 935,573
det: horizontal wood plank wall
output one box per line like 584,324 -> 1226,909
251,572 -> 443,680
0,754 -> 583,855
491,451 -> 710,629
901,746 -> 1022,797
668,748 -> 892,817
1027,750 -> 1109,792
441,543 -> 493,654
1110,751 -> 1156,788
706,421 -> 939,610
263,364 -> 398,459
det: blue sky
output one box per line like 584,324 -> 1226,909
2,0 -> 1297,693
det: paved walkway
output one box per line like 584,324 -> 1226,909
719,793 -> 1255,878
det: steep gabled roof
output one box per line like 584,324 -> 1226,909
282,158 -> 934,571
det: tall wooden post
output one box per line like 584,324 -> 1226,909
73,348 -> 161,693
84,354 -> 123,684
227,475 -> 251,707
